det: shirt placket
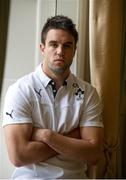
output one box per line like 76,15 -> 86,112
49,80 -> 57,98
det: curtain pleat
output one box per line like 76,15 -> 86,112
77,0 -> 90,82
120,0 -> 126,178
88,0 -> 123,178
0,0 -> 10,98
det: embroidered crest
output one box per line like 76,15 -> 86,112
75,88 -> 84,100
72,83 -> 79,88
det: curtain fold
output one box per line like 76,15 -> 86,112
88,0 -> 123,178
120,0 -> 126,177
77,0 -> 90,82
77,0 -> 124,177
0,0 -> 10,98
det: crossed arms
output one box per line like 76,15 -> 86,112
4,123 -> 103,167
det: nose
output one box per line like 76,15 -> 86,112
57,45 -> 64,56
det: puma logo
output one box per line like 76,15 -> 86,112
34,88 -> 42,97
6,110 -> 14,119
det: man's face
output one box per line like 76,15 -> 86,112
40,29 -> 76,75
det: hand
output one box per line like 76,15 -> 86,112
31,128 -> 53,143
65,127 -> 81,139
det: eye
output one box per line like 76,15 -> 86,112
49,42 -> 58,48
63,44 -> 73,49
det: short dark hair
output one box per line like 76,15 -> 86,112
41,15 -> 78,46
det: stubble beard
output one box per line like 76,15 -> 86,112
49,62 -> 71,74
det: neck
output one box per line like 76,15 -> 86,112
42,64 -> 69,89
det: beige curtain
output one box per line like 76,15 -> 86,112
0,0 -> 10,98
120,0 -> 126,177
78,0 -> 124,178
89,0 -> 123,178
89,0 -> 122,178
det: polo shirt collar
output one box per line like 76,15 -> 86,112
35,63 -> 73,88
35,64 -> 51,87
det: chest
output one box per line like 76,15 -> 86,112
31,84 -> 85,133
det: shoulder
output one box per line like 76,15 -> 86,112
5,72 -> 36,101
71,74 -> 96,93
71,74 -> 100,103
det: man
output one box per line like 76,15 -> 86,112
3,15 -> 104,179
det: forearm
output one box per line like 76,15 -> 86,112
4,124 -> 57,167
8,140 -> 57,167
31,127 -> 103,164
43,130 -> 101,163
16,141 -> 57,166
26,127 -> 80,165
24,127 -> 80,165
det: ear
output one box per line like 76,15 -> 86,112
73,45 -> 77,56
40,43 -> 45,54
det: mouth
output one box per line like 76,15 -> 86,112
54,58 -> 65,61
54,59 -> 65,64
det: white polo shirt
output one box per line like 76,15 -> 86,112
3,64 -> 103,179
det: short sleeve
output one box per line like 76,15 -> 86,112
2,81 -> 33,127
79,86 -> 103,128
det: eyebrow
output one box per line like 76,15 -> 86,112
48,40 -> 74,45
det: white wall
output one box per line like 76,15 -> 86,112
0,0 -> 83,178
0,0 -> 37,178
